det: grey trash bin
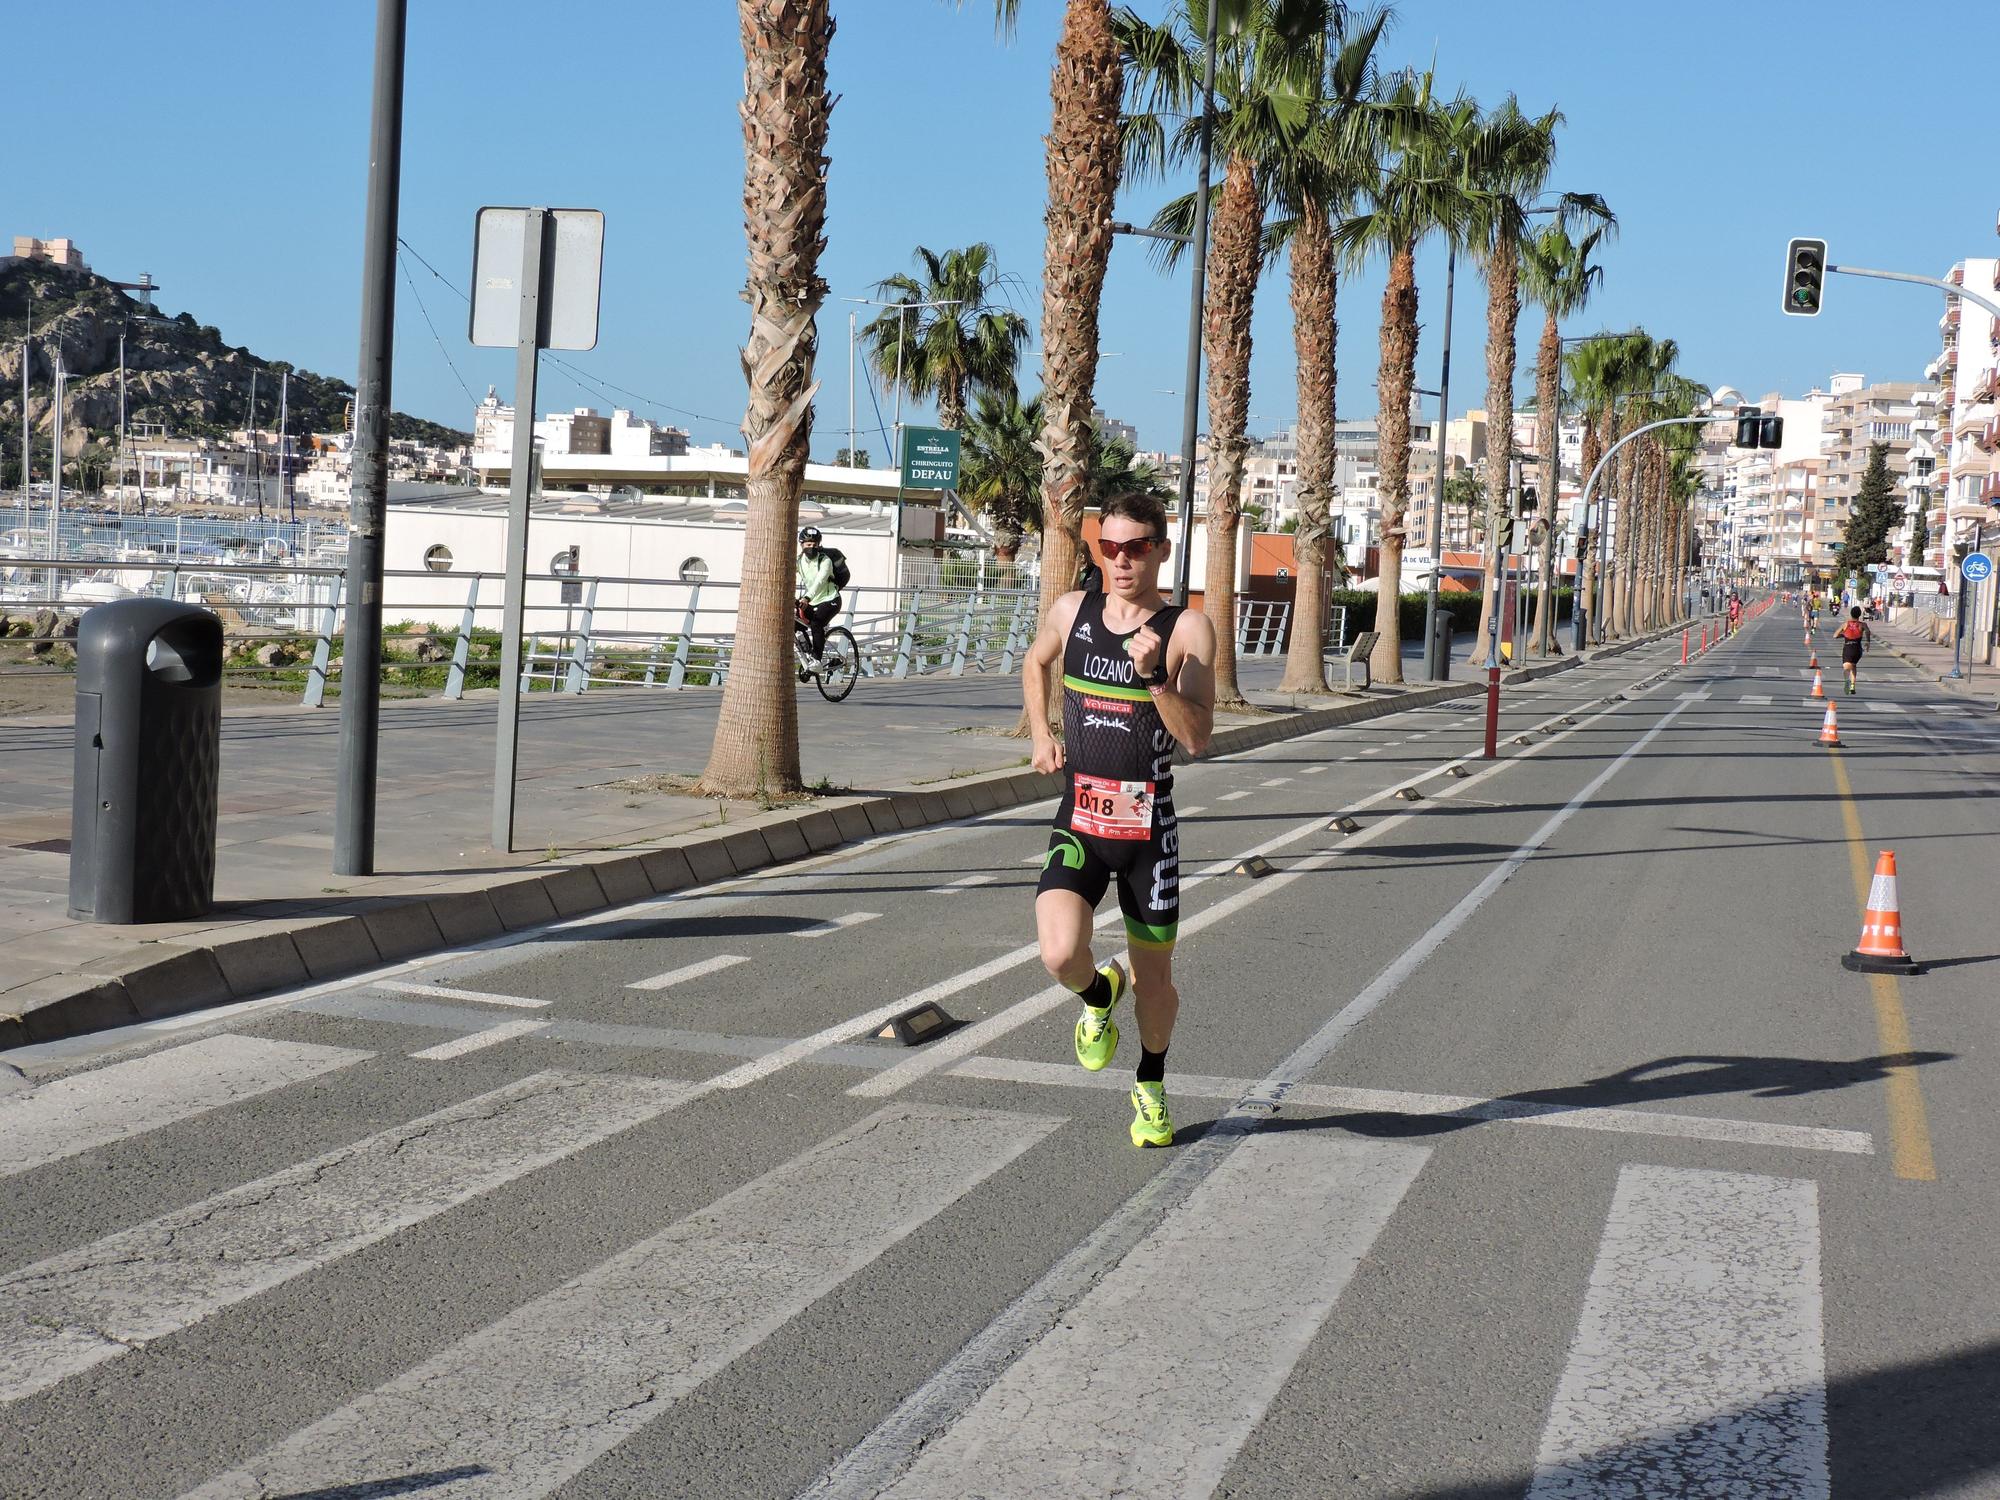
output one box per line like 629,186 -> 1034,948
69,599 -> 224,923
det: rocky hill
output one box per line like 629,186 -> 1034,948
0,259 -> 468,484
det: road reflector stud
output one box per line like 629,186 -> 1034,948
1446,764 -> 1471,779
1842,849 -> 1923,975
1396,787 -> 1423,802
1562,716 -> 1579,725
1513,735 -> 1533,747
1329,815 -> 1361,834
1234,855 -> 1276,878
876,1001 -> 963,1046
1819,702 -> 1841,746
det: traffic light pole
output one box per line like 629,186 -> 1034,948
1826,264 -> 2000,325
1581,413 -> 1730,642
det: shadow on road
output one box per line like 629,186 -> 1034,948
1262,1051 -> 1953,1142
1377,1336 -> 2000,1499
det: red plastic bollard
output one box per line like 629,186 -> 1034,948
1681,629 -> 1689,664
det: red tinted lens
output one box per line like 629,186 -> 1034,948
1099,536 -> 1163,560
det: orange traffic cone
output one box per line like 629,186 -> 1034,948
1842,850 -> 1922,974
1810,668 -> 1825,698
1809,647 -> 1819,670
1819,702 -> 1841,746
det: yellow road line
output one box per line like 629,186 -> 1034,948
1827,747 -> 1938,1181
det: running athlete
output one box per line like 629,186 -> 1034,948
1837,605 -> 1872,694
1023,492 -> 1217,1148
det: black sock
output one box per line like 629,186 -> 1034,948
1137,1046 -> 1168,1084
1072,971 -> 1112,1010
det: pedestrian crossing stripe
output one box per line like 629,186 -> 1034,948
180,1104 -> 1061,1500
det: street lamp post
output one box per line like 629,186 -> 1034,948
1420,245 -> 1458,680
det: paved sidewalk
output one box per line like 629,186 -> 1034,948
1873,615 -> 2000,710
0,635 -> 1632,1052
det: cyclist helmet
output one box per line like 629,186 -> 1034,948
799,526 -> 822,543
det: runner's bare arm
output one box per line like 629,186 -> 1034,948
1146,609 -> 1216,755
1024,592 -> 1083,773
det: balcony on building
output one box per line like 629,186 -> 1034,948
1943,305 -> 1961,334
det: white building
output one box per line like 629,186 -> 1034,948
1926,257 -> 2000,564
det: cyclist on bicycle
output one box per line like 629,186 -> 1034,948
796,526 -> 850,669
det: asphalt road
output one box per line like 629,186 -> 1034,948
5,611 -> 1997,1499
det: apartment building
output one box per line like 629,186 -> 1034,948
1925,254 -> 2000,566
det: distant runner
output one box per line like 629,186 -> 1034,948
1023,492 -> 1216,1147
1838,606 -> 1872,694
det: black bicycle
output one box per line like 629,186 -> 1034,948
794,599 -> 860,703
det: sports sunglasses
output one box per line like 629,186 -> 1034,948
1097,534 -> 1167,560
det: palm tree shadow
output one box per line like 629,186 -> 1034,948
1379,1336 -> 2000,1498
1264,1052 -> 1954,1140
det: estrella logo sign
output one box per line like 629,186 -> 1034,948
1043,832 -> 1086,872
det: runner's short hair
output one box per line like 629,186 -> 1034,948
1099,491 -> 1169,538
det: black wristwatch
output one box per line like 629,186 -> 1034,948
1143,662 -> 1170,688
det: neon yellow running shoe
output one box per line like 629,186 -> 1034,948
1130,1080 -> 1173,1147
1072,960 -> 1126,1072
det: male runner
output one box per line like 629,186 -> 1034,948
1023,492 -> 1216,1147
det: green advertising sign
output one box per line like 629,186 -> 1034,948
899,426 -> 961,491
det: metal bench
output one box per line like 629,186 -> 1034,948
1340,630 -> 1380,692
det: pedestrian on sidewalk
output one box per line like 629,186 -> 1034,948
1839,606 -> 1871,694
1022,491 -> 1216,1149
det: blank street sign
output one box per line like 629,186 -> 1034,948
470,207 -> 604,351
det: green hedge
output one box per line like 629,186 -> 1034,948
1327,588 -> 1573,641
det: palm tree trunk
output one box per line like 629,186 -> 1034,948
698,0 -> 834,798
1280,195 -> 1336,694
1579,401 -> 1602,638
1024,0 -> 1121,732
1466,225 -> 1521,663
1527,308 -> 1559,650
1202,151 -> 1262,709
1371,241 -> 1418,684
1615,416 -> 1638,636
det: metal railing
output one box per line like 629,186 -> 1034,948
1,553 -> 1360,701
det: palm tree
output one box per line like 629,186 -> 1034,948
1564,332 -> 1638,638
1118,0 -> 1325,708
959,389 -> 1043,579
1451,96 -> 1561,663
1264,6 -> 1391,694
1331,66 -> 1484,683
986,0 -> 1124,730
698,0 -> 834,799
1520,212 -> 1615,646
865,243 -> 1029,432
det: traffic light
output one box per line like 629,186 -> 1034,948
1733,407 -> 1784,450
1783,237 -> 1826,317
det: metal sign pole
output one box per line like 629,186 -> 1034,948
491,210 -> 548,853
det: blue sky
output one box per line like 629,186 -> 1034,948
13,2 -> 1997,459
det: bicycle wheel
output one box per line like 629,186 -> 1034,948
815,626 -> 859,702
794,626 -> 814,684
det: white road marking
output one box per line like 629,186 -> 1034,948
181,1104 -> 1062,1500
946,1057 -> 1874,1156
1260,777 -> 1292,787
379,980 -> 549,1010
1527,1165 -> 1827,1498
872,1135 -> 1430,1498
627,953 -> 752,991
794,911 -> 881,939
810,690 -> 1700,1495
0,1071 -> 693,1407
1676,690 -> 1711,701
408,1019 -> 550,1061
1740,694 -> 1773,705
1177,804 -> 1207,817
1864,700 -> 1904,714
852,687 -> 1687,1104
1359,746 -> 1383,754
931,874 -> 999,895
1218,789 -> 1254,801
1756,666 -> 1780,677
0,1035 -> 371,1180
1302,764 -> 1328,774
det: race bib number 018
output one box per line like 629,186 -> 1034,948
1071,774 -> 1155,840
